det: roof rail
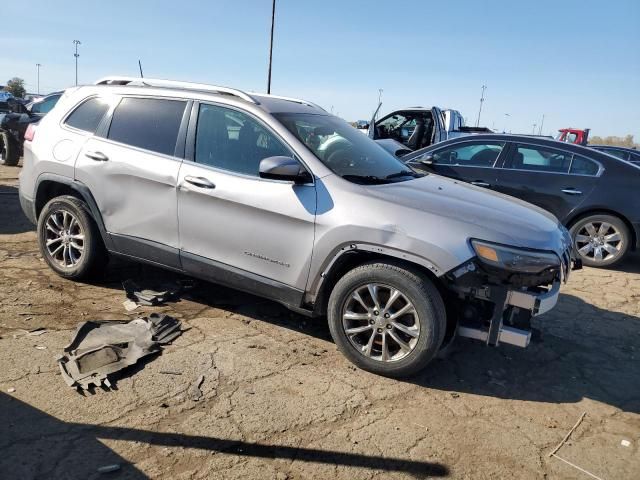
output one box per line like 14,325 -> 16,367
254,93 -> 326,112
93,76 -> 258,104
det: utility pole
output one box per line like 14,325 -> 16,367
73,40 -> 81,86
35,63 -> 41,95
475,84 -> 487,127
267,0 -> 276,94
538,114 -> 545,135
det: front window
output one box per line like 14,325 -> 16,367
431,142 -> 504,166
274,113 -> 419,184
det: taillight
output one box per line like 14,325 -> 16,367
24,123 -> 37,142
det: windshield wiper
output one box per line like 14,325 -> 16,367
385,170 -> 423,179
342,174 -> 389,185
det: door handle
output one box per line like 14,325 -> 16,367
184,175 -> 216,189
85,151 -> 108,162
471,181 -> 491,187
561,188 -> 582,195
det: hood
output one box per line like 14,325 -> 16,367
364,174 -> 570,255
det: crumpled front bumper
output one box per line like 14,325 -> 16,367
505,280 -> 561,317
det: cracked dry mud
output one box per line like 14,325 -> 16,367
0,164 -> 639,479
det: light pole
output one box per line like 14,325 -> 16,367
475,84 -> 487,127
503,113 -> 510,133
538,114 -> 545,135
35,63 -> 41,95
532,123 -> 537,134
73,40 -> 81,86
378,88 -> 383,105
267,0 -> 276,94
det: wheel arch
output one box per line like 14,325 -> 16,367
308,244 -> 444,317
566,208 -> 637,251
34,174 -> 112,250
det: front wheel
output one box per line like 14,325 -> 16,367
570,214 -> 630,267
328,261 -> 446,378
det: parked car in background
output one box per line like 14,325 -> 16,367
364,106 -> 491,157
589,145 -> 640,165
0,91 -> 62,166
405,134 -> 640,268
19,76 -> 575,377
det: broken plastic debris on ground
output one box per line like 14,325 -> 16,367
57,313 -> 182,390
122,278 -> 196,307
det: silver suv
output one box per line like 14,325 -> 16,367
19,77 -> 575,377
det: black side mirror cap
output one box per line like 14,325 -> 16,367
259,156 -> 312,184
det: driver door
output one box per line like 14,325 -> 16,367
177,103 -> 317,292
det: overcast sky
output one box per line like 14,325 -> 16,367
1,0 -> 639,138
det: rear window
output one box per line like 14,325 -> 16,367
65,97 -> 110,133
107,98 -> 186,156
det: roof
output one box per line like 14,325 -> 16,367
589,145 -> 638,152
92,76 -> 327,115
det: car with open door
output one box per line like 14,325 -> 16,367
365,105 -> 492,157
405,134 -> 640,268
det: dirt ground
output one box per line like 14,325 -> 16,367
0,163 -> 639,480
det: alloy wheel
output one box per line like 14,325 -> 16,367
44,209 -> 85,268
574,221 -> 623,264
342,283 -> 420,362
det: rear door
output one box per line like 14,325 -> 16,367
493,142 -> 600,221
177,102 -> 316,292
74,96 -> 189,266
416,139 -> 508,189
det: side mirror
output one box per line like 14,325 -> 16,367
259,156 -> 312,184
419,154 -> 435,166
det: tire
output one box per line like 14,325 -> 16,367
0,131 -> 20,166
37,195 -> 108,280
328,261 -> 446,378
569,214 -> 630,268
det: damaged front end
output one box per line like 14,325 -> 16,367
57,313 -> 182,390
443,239 -> 578,348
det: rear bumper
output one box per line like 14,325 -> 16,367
19,189 -> 36,225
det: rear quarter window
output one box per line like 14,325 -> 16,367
64,97 -> 110,133
107,97 -> 186,156
570,155 -> 599,176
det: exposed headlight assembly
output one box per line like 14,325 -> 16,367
470,239 -> 560,274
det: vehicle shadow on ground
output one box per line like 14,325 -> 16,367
0,393 -> 449,479
409,293 -> 640,414
0,185 -> 34,235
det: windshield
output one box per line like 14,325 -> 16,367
274,113 -> 421,184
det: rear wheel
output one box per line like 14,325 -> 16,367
570,214 -> 630,267
37,195 -> 108,280
0,131 -> 19,166
328,261 -> 446,377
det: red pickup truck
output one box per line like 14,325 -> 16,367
556,128 -> 590,146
